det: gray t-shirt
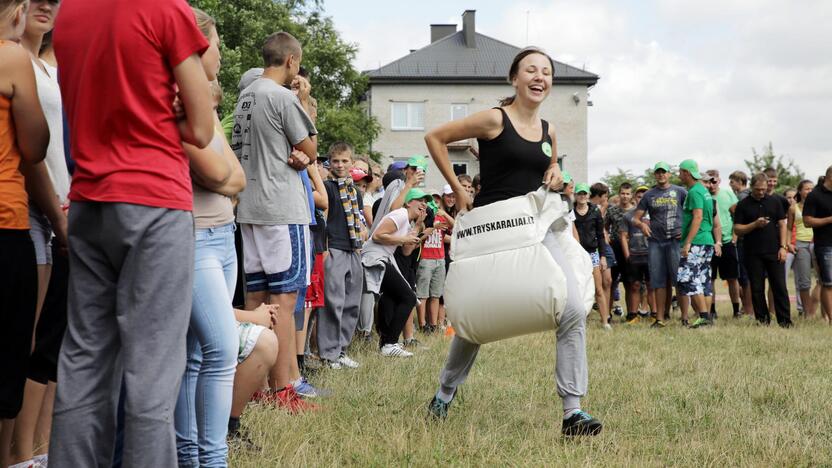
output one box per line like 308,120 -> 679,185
636,184 -> 687,240
231,78 -> 317,225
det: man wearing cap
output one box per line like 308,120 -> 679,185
677,160 -> 716,328
633,162 -> 687,327
318,142 -> 367,369
371,155 -> 428,233
703,170 -> 742,318
733,173 -> 791,327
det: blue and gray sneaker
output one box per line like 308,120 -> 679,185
427,394 -> 453,420
293,377 -> 332,399
562,410 -> 603,437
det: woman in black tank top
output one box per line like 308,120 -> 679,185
423,48 -> 603,436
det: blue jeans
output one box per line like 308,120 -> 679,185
175,223 -> 239,467
647,238 -> 681,289
816,245 -> 832,287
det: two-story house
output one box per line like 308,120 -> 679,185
365,10 -> 599,189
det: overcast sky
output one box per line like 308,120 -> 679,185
325,0 -> 831,184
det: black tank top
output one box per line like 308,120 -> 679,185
473,107 -> 552,208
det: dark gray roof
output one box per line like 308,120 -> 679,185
366,31 -> 599,85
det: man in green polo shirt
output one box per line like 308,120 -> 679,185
677,159 -> 716,328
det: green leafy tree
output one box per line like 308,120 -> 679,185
191,0 -> 379,154
744,142 -> 805,191
600,168 -> 636,193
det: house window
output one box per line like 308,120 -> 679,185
453,163 -> 468,176
451,104 -> 468,121
391,102 -> 425,130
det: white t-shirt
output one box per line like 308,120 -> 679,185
376,207 -> 410,256
33,60 -> 70,203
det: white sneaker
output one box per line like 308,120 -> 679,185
326,359 -> 343,370
380,343 -> 414,358
603,323 -> 613,331
337,354 -> 360,369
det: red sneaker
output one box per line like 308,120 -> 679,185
250,389 -> 271,404
273,386 -> 319,413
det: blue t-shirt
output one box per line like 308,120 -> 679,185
300,169 -> 315,226
636,184 -> 687,240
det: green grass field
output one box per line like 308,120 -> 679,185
229,297 -> 832,467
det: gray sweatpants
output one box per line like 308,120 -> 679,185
357,288 -> 375,333
438,232 -> 588,410
50,202 -> 194,468
317,249 -> 363,361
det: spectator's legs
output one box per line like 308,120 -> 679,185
427,297 -> 440,327
376,266 -> 417,347
269,292 -> 299,390
337,252 -> 363,354
763,255 -> 792,326
743,253 -> 769,324
52,203 -> 194,468
231,332 -> 278,419
814,246 -> 832,325
648,239 -> 668,321
318,250 -> 349,362
357,289 -> 375,335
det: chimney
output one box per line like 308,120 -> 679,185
462,10 -> 476,48
430,24 -> 456,43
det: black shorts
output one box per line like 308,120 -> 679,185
29,243 -> 69,385
624,258 -> 650,286
0,230 -> 37,419
712,242 -> 740,281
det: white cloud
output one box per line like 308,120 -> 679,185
335,1 -> 832,182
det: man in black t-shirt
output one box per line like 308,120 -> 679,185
803,166 -> 832,321
733,173 -> 791,327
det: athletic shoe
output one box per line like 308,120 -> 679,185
638,309 -> 650,318
338,353 -> 360,369
427,395 -> 452,420
592,303 -> 599,311
712,311 -> 718,320
625,315 -> 641,325
293,377 -> 332,398
324,359 -> 343,370
403,338 -> 428,350
562,410 -> 603,437
380,343 -> 414,358
603,323 -> 613,331
671,297 -> 679,311
650,319 -> 666,328
612,305 -> 623,316
690,317 -> 711,329
681,319 -> 689,327
733,311 -> 742,319
227,428 -> 260,452
273,386 -> 319,413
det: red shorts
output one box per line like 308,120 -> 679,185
305,253 -> 325,308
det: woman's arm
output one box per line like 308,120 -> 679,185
307,162 -> 328,210
543,125 -> 563,191
5,46 -> 49,163
372,217 -> 418,246
424,109 -> 503,211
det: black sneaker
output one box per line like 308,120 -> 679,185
227,428 -> 260,452
562,410 -> 603,437
427,395 -> 452,420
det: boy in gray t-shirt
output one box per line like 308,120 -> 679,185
230,32 -> 318,408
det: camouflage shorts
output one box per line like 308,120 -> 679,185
677,244 -> 715,297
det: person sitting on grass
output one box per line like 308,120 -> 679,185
228,304 -> 279,446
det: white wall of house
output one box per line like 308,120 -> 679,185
368,83 -> 590,190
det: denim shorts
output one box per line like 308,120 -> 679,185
647,238 -> 681,288
816,245 -> 832,287
677,245 -> 715,297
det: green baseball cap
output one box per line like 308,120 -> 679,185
575,183 -> 590,194
407,155 -> 428,171
405,188 -> 432,204
562,171 -> 573,184
653,161 -> 671,173
679,159 -> 701,179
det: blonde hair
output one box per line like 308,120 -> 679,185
210,80 -> 223,106
191,7 -> 215,39
0,0 -> 27,22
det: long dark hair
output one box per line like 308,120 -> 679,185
499,47 -> 556,106
795,179 -> 813,203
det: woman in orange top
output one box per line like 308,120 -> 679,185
0,1 -> 51,466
